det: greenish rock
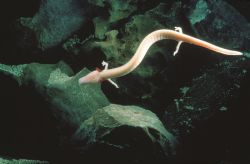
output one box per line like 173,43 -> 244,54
0,158 -> 49,164
89,0 -> 139,22
19,0 -> 87,49
0,61 -> 177,163
219,106 -> 227,112
161,0 -> 250,138
244,52 -> 250,58
184,0 -> 250,51
0,63 -> 27,85
0,61 -> 110,161
188,0 -> 211,25
62,35 -> 82,55
72,104 -> 177,163
89,0 -> 151,39
0,157 -> 49,164
0,61 -> 109,129
180,87 -> 190,96
164,57 -> 250,137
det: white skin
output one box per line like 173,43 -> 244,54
79,28 -> 243,86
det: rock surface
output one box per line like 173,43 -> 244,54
184,0 -> 250,53
71,104 -> 176,163
0,61 -> 110,125
0,62 -> 175,163
161,0 -> 250,163
88,0 -> 161,39
163,57 -> 250,136
0,61 -> 109,160
162,0 -> 250,137
19,0 -> 88,50
0,157 -> 49,164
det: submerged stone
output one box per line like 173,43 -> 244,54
19,0 -> 87,50
0,61 -> 110,125
0,62 -> 176,163
0,61 -> 110,161
0,157 -> 49,164
89,0 -> 158,39
72,104 -> 177,163
184,0 -> 250,51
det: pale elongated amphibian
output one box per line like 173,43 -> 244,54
79,28 -> 242,85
